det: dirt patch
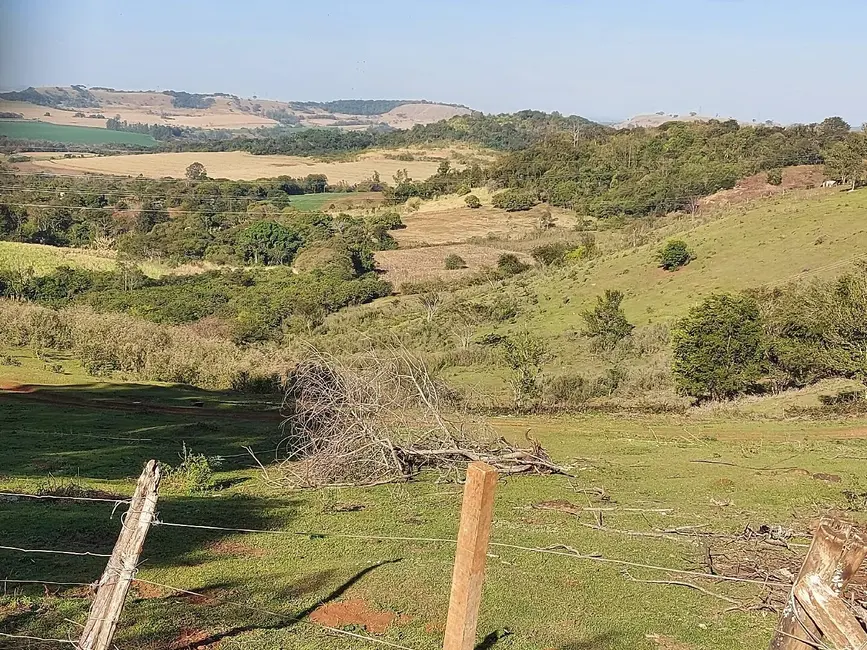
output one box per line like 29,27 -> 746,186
130,581 -> 171,599
646,633 -> 696,649
170,628 -> 219,650
206,539 -> 267,558
701,165 -> 826,208
309,598 -> 400,634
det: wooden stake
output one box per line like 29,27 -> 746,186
769,516 -> 867,650
443,461 -> 498,650
79,460 -> 161,650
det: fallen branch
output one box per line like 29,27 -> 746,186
622,571 -> 742,606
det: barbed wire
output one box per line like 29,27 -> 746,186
0,491 -> 131,505
0,631 -> 77,645
2,578 -> 95,587
0,544 -> 111,558
150,518 -> 792,589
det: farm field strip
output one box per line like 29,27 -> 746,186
0,120 -> 157,146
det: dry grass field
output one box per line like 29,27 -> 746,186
29,151 -> 449,182
394,205 -> 549,245
375,243 -> 529,287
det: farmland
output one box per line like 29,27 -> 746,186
1,346 -> 866,649
28,150 -> 454,182
0,120 -> 157,146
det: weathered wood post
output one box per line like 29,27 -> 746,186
769,516 -> 867,650
443,461 -> 498,650
78,460 -> 161,650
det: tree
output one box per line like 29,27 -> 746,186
501,330 -> 549,409
581,289 -> 634,350
185,162 -> 207,181
464,194 -> 481,209
492,189 -> 537,212
766,168 -> 783,186
419,291 -> 443,322
657,240 -> 693,271
239,221 -> 301,265
824,138 -> 866,190
672,294 -> 764,400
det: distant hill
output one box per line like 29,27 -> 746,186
0,86 -> 473,132
615,112 -> 779,129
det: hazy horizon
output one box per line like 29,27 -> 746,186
1,0 -> 865,126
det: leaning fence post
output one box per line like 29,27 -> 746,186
769,516 -> 867,650
78,460 -> 161,650
443,461 -> 498,650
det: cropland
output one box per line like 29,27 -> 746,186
27,149 -> 464,182
0,120 -> 157,146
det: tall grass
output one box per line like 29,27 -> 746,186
0,300 -> 294,390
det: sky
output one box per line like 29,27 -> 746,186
0,0 -> 864,125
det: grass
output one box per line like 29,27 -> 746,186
286,192 -> 358,211
0,120 -> 157,146
0,241 -> 218,278
1,346 -> 866,649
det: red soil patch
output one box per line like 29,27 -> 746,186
701,165 -> 825,208
130,581 -> 170,599
206,539 -> 267,558
309,598 -> 400,634
0,381 -> 36,393
170,628 -> 219,650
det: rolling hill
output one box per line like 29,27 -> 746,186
0,86 -> 472,132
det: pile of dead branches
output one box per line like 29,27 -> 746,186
275,347 -> 567,488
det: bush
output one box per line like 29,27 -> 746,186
545,374 -> 586,408
767,168 -> 783,186
464,194 -> 481,209
581,289 -> 634,350
456,184 -> 471,196
492,189 -> 537,212
501,330 -> 548,409
497,253 -> 529,276
657,239 -> 693,271
444,254 -> 467,270
163,443 -> 224,494
672,294 -> 764,400
531,241 -> 570,267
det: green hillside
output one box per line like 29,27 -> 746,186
523,189 -> 867,333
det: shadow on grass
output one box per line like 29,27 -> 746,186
0,382 -> 285,479
0,493 -> 300,584
168,559 -> 403,649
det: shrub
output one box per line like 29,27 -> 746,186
657,239 -> 693,271
531,241 -> 570,267
501,331 -> 548,409
767,168 -> 783,186
545,374 -> 586,408
0,354 -> 21,367
491,189 -> 537,212
672,293 -> 764,400
456,184 -> 471,196
163,443 -> 224,494
405,197 -> 421,212
497,253 -> 529,276
581,289 -> 634,350
444,254 -> 467,270
464,194 -> 481,209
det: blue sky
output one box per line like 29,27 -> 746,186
1,0 -> 864,124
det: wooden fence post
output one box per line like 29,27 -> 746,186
769,516 -> 867,650
78,460 -> 161,650
443,461 -> 498,650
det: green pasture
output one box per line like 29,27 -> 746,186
0,120 -> 157,147
1,346 -> 865,649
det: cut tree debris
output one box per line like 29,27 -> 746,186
274,347 -> 568,488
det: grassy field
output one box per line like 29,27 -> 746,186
29,150 -> 450,182
0,241 -> 216,278
1,347 -> 866,649
0,120 -> 157,146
